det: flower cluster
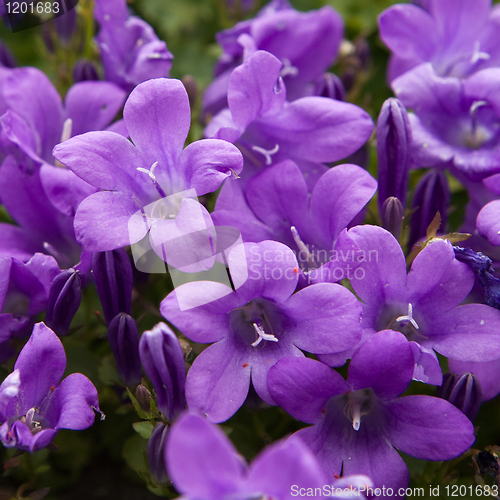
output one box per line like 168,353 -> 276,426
1,0 -> 500,498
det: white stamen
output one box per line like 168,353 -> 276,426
137,161 -> 167,197
290,226 -> 316,267
280,58 -> 299,78
60,118 -> 73,143
470,100 -> 488,116
252,144 -> 280,166
396,303 -> 419,330
470,41 -> 491,65
251,321 -> 278,347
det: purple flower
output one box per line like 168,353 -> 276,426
436,372 -> 483,420
160,240 -> 362,422
324,225 -> 500,382
204,0 -> 344,116
0,323 -> 101,452
268,331 -> 475,492
139,322 -> 186,421
392,64 -> 500,180
449,358 -> 500,401
0,67 -> 127,269
212,160 -> 377,284
94,0 -> 173,92
0,254 -> 61,360
53,78 -> 243,253
379,0 -> 500,81
205,50 -> 373,184
166,410 -> 372,500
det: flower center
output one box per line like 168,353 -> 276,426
229,299 -> 283,348
343,389 -> 373,431
20,407 -> 43,435
378,302 -> 427,342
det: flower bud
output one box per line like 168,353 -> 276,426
437,372 -> 482,420
381,196 -> 404,240
135,384 -> 152,413
139,323 -> 186,421
408,169 -> 450,250
92,249 -> 133,325
377,98 -> 412,214
45,268 -> 82,336
313,72 -> 345,101
108,313 -> 141,386
73,59 -> 100,83
147,422 -> 170,485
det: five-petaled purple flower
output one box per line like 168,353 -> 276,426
0,323 -> 101,452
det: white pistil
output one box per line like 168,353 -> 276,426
137,161 -> 167,198
251,321 -> 278,347
470,41 -> 490,65
352,403 -> 361,431
396,303 -> 419,330
252,144 -> 280,166
25,407 -> 42,434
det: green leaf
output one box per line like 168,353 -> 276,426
132,421 -> 155,440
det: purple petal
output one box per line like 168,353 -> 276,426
3,67 -> 63,162
74,191 -> 147,251
349,330 -> 413,400
227,50 -> 286,131
178,139 -> 243,196
477,200 -> 500,246
431,304 -> 500,361
407,239 -> 474,314
166,411 -> 245,499
387,395 -> 475,460
246,438 -> 327,497
344,225 -> 407,307
65,81 -> 127,137
229,241 -> 298,304
0,224 -> 42,261
41,373 -> 99,430
160,282 -> 238,342
123,78 -> 190,171
409,342 -> 443,385
52,131 -> 149,193
283,283 -> 362,355
40,163 -> 98,218
14,323 -> 66,412
309,164 -> 377,247
185,339 -> 251,423
257,97 -> 373,163
268,357 -> 348,424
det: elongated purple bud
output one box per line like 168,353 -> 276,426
147,422 -> 170,485
313,72 -> 345,101
92,249 -> 133,325
437,372 -> 482,420
377,98 -> 412,214
381,196 -> 404,240
108,313 -> 141,386
73,59 -> 100,83
408,169 -> 450,249
45,269 -> 82,336
139,323 -> 186,421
